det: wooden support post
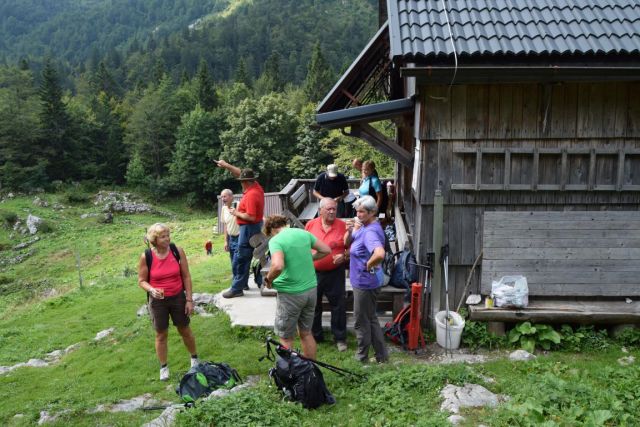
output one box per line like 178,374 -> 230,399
430,190 -> 444,328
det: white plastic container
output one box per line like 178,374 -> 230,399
435,311 -> 465,350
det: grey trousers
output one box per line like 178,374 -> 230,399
353,287 -> 388,362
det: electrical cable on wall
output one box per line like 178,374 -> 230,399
430,0 -> 458,102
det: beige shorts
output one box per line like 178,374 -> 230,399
274,288 -> 317,339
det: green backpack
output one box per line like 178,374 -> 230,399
176,362 -> 241,406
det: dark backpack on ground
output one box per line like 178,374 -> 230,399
383,305 -> 411,348
388,250 -> 418,290
176,362 -> 242,406
269,352 -> 335,409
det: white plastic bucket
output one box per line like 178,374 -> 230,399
435,311 -> 465,350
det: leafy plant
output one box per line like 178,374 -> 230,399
559,324 -> 586,352
572,325 -> 611,351
508,322 -> 562,353
615,326 -> 640,348
462,320 -> 507,351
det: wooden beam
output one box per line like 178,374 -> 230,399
349,123 -> 413,167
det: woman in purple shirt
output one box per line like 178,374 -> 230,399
345,195 -> 389,363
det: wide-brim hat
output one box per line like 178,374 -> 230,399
238,168 -> 258,181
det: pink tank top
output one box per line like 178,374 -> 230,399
149,250 -> 183,297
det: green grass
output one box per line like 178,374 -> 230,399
1,190 -> 639,426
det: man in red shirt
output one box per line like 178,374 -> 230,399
305,198 -> 348,351
216,160 -> 265,298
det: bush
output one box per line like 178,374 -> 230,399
462,320 -> 508,351
38,220 -> 54,233
0,210 -> 18,226
558,325 -> 610,352
66,192 -> 91,204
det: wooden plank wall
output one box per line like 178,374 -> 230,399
482,211 -> 640,296
406,81 -> 640,310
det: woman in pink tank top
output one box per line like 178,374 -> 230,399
138,223 -> 199,381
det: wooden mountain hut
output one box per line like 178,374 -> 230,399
316,0 -> 640,326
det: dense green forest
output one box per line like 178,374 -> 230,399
0,0 -> 394,203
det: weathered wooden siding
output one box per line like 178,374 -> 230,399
482,211 -> 640,297
402,81 -> 640,311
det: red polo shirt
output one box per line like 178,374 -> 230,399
237,181 -> 264,225
305,217 -> 346,271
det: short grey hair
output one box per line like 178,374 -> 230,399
318,197 -> 337,210
353,195 -> 378,214
221,188 -> 233,196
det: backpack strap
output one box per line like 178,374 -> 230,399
169,243 -> 181,263
145,248 -> 153,282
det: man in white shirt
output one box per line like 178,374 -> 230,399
220,189 -> 240,279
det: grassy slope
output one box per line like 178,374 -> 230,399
1,191 -> 639,426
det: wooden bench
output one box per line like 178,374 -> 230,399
470,211 -> 640,324
299,202 -> 319,221
260,265 -> 406,317
320,281 -> 406,318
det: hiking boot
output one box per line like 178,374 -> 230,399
336,341 -> 348,352
159,366 -> 170,381
222,289 -> 244,299
190,358 -> 200,368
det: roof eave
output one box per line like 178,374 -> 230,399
315,97 -> 414,129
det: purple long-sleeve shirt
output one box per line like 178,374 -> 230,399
349,221 -> 385,290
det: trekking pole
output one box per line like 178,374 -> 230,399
441,245 -> 452,357
264,337 -> 366,380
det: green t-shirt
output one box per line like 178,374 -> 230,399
268,228 -> 318,294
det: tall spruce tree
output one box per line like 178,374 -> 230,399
303,42 -> 335,103
195,59 -> 217,111
254,52 -> 284,95
38,59 -> 76,181
234,58 -> 252,88
0,66 -> 44,189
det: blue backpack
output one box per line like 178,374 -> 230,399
388,250 -> 418,289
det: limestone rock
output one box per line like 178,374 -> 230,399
13,236 -> 39,250
137,304 -> 149,317
95,191 -> 152,214
193,292 -> 216,306
91,393 -> 171,413
618,355 -> 635,366
509,349 -> 536,361
440,383 -> 508,414
33,197 -> 48,207
143,405 -> 183,427
448,414 -> 465,425
94,328 -> 114,341
26,214 -> 42,234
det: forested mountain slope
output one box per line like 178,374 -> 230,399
0,0 -> 377,86
0,0 -> 228,66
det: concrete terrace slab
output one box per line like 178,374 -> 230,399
213,281 -> 392,329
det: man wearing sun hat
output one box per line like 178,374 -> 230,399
313,164 -> 350,217
215,160 -> 265,298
